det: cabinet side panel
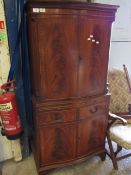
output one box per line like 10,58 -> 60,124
27,18 -> 42,96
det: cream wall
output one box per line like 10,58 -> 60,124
0,0 -> 13,161
0,0 -> 22,163
0,0 -> 10,84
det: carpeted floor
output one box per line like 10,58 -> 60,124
0,145 -> 131,175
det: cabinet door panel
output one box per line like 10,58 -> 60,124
39,124 -> 76,165
77,114 -> 107,157
36,15 -> 78,99
78,18 -> 112,96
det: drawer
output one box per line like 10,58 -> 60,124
37,109 -> 76,125
79,101 -> 108,120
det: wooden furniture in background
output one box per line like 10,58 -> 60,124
27,1 -> 118,175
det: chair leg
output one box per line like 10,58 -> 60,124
107,134 -> 118,170
115,145 -> 122,156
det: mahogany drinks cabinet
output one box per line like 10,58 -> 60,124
26,1 -> 118,174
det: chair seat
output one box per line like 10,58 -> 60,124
109,122 -> 131,149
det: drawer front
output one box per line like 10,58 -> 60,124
79,101 -> 108,120
37,109 -> 76,125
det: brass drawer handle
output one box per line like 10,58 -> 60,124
52,113 -> 63,122
89,106 -> 98,114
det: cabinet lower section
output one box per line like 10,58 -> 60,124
32,95 -> 110,175
37,150 -> 106,175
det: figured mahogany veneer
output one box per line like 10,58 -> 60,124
27,1 -> 118,175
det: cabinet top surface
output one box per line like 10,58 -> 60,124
26,1 -> 119,11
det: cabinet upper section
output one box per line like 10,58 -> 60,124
27,2 -> 118,100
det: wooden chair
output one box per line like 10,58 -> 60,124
107,65 -> 131,169
106,112 -> 131,169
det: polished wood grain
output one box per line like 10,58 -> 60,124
28,14 -> 112,99
79,100 -> 108,120
27,1 -> 118,175
77,114 -> 108,157
36,109 -> 76,125
78,18 -> 112,97
39,16 -> 78,99
28,15 -> 78,99
77,100 -> 109,158
39,123 -> 76,165
27,18 -> 42,96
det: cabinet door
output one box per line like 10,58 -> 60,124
39,123 -> 76,166
78,17 -> 112,96
30,15 -> 79,99
77,113 -> 107,157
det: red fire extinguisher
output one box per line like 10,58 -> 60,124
0,80 -> 23,140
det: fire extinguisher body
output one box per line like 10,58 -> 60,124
0,91 -> 23,140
